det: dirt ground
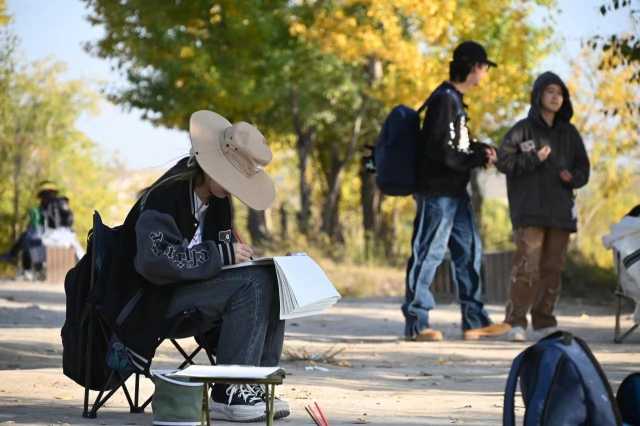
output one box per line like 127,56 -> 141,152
0,279 -> 638,426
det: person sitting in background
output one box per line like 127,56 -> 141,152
0,181 -> 75,279
39,181 -> 74,231
496,71 -> 590,342
103,110 -> 289,422
36,182 -> 84,260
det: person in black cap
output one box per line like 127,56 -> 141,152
402,40 -> 511,341
496,71 -> 590,341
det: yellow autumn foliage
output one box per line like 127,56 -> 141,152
292,1 -> 552,139
571,49 -> 640,268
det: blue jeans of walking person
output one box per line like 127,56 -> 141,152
402,194 -> 491,338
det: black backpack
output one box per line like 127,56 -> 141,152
60,214 -> 124,391
503,331 -> 622,426
373,101 -> 428,196
43,196 -> 74,229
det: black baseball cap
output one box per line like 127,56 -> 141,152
452,41 -> 497,67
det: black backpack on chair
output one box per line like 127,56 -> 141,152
61,212 -> 125,391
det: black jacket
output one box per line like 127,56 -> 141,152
102,159 -> 236,360
496,72 -> 590,232
416,82 -> 489,196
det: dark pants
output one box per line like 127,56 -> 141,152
504,227 -> 570,330
165,265 -> 285,367
3,229 -> 45,271
402,194 -> 491,338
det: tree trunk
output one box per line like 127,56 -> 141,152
320,113 -> 364,241
247,208 -> 270,247
320,160 -> 345,243
291,89 -> 314,236
378,204 -> 398,263
295,131 -> 313,235
359,57 -> 384,260
279,203 -> 288,242
360,159 -> 380,260
11,147 -> 22,242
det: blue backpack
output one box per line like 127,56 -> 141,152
373,101 -> 428,196
503,331 -> 622,426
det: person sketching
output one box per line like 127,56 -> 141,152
106,111 -> 289,422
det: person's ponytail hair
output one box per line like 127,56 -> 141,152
449,60 -> 474,83
138,156 -> 204,209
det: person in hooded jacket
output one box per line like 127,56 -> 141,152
496,72 -> 590,342
103,111 -> 290,422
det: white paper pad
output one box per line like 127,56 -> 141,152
221,253 -> 341,319
171,365 -> 285,380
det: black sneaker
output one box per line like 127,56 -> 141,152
250,384 -> 291,419
210,384 -> 266,422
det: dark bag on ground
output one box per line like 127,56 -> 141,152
373,102 -> 427,196
503,331 -> 622,426
61,219 -> 126,391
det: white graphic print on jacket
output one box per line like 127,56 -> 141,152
448,115 -> 471,154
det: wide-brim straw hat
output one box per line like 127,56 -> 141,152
189,110 -> 276,211
37,180 -> 59,198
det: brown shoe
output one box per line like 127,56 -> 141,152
412,328 -> 444,342
463,323 -> 511,340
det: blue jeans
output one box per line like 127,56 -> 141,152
402,194 -> 491,337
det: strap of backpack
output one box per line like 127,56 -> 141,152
503,344 -> 564,426
416,89 -> 440,114
503,350 -> 526,426
416,99 -> 429,114
416,84 -> 461,125
522,345 -> 564,426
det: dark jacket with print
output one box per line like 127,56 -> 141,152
416,82 -> 489,196
496,72 -> 590,232
100,159 -> 236,361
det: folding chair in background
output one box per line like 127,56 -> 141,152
65,211 -> 216,419
613,248 -> 640,343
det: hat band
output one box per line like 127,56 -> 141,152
220,139 -> 261,177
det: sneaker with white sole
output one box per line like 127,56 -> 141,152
210,384 -> 267,422
507,326 -> 527,342
532,326 -> 558,340
250,384 -> 290,419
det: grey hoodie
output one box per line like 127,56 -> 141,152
496,72 -> 590,232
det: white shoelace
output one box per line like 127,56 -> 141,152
226,384 -> 263,406
250,385 -> 285,403
250,384 -> 265,398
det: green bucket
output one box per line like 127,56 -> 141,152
151,370 -> 205,425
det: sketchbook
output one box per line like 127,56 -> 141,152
221,253 -> 341,319
171,365 -> 285,380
